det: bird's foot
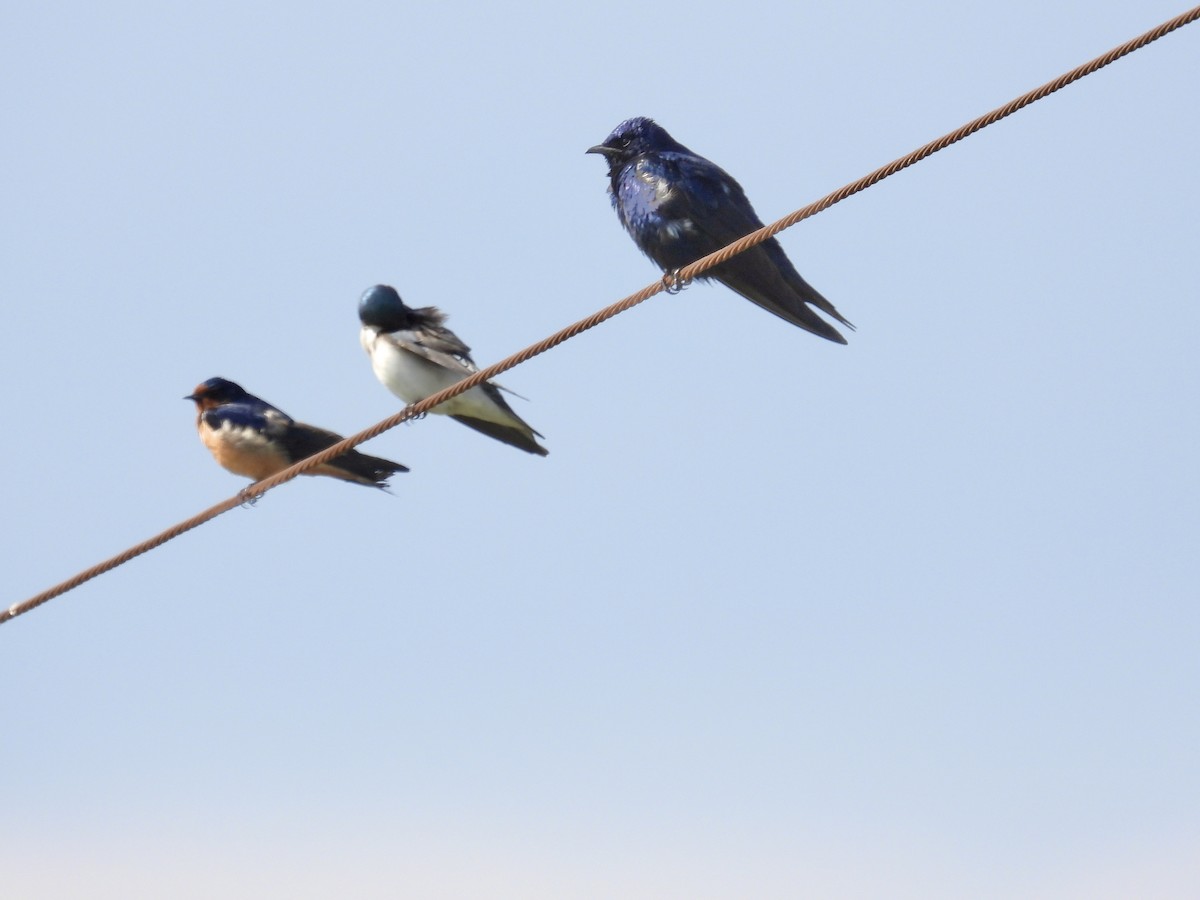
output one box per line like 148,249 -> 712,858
662,269 -> 690,294
237,486 -> 263,508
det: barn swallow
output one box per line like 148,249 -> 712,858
358,285 -> 548,456
588,116 -> 853,342
186,377 -> 408,489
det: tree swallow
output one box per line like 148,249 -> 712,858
358,285 -> 548,456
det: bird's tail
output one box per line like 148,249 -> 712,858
315,450 -> 410,488
713,240 -> 854,344
450,415 -> 549,456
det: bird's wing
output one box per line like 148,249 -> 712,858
407,308 -> 477,358
202,402 -> 291,436
658,152 -> 765,249
615,152 -> 763,269
384,327 -> 479,374
647,153 -> 852,342
277,421 -> 345,461
281,421 -> 410,482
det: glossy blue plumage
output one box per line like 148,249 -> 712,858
589,117 -> 853,343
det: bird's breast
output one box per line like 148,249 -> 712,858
368,332 -> 521,424
367,333 -> 474,413
199,419 -> 291,480
632,159 -> 675,202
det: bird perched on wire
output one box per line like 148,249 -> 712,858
588,116 -> 853,343
186,377 -> 408,489
358,285 -> 548,456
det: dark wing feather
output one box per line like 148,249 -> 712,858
202,403 -> 290,437
449,415 -> 548,456
281,422 -> 409,487
408,307 -> 477,364
626,152 -> 852,343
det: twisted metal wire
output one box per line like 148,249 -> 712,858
5,4 -> 1198,626
675,4 -> 1200,280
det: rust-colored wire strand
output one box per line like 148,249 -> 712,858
5,4 -> 1198,626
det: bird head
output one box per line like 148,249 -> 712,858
587,117 -> 682,173
185,377 -> 248,410
358,284 -> 417,333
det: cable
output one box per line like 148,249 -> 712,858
5,4 -> 1198,626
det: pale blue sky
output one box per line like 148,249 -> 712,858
3,2 -> 1198,897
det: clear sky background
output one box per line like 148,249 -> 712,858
3,2 -> 1198,897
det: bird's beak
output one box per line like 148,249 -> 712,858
586,144 -> 616,156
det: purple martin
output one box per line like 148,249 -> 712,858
588,117 -> 853,343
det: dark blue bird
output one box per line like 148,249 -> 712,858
588,117 -> 853,343
186,377 -> 408,489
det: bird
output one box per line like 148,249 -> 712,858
186,377 -> 408,489
587,116 -> 853,343
358,284 -> 548,456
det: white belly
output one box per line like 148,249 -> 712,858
363,328 -> 494,419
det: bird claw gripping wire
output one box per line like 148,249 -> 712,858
237,487 -> 263,508
662,269 -> 690,294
